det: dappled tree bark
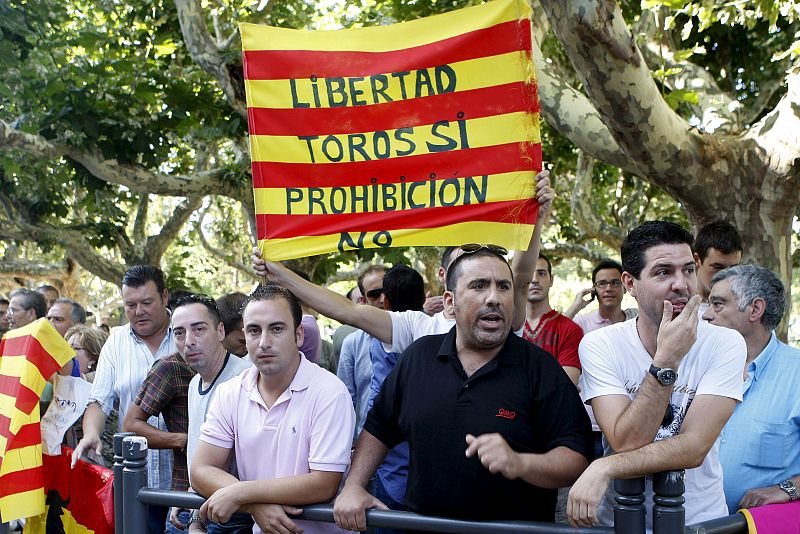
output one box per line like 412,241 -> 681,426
536,0 -> 800,332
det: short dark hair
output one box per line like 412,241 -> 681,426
345,287 -> 359,300
217,292 -> 247,334
122,265 -> 166,294
167,289 -> 192,311
173,293 -> 221,324
621,221 -> 694,279
54,298 -> 87,324
37,284 -> 59,296
592,259 -> 623,284
441,247 -> 457,270
538,253 -> 552,277
357,265 -> 386,295
693,221 -> 743,261
9,288 -> 47,319
446,248 -> 511,291
711,265 -> 786,330
383,265 -> 425,312
0,298 -> 9,306
243,284 -> 303,330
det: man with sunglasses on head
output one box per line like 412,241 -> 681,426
567,221 -> 746,531
565,259 -> 638,334
334,244 -> 593,531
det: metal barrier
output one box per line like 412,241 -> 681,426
117,435 -> 749,534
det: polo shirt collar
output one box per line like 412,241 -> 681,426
435,325 -> 522,366
748,331 -> 779,381
242,352 -> 311,408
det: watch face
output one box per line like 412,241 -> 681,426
659,369 -> 677,385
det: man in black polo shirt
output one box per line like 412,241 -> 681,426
333,246 -> 593,531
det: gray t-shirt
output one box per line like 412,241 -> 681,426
187,353 -> 252,476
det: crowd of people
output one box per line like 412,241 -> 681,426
1,171 -> 798,534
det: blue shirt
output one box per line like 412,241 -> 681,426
337,330 -> 373,441
719,333 -> 800,512
368,337 -> 409,505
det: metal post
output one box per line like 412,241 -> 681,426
613,477 -> 646,534
123,436 -> 149,534
652,470 -> 685,534
113,432 -> 134,534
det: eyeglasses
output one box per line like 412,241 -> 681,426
7,306 -> 25,316
365,288 -> 383,300
595,280 -> 623,289
661,404 -> 674,428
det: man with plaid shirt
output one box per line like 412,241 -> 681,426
123,351 -> 195,489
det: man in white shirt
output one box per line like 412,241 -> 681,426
568,221 -> 745,530
72,265 -> 177,533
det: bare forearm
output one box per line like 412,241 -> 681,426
605,375 -> 672,452
82,402 -> 108,440
267,260 -> 393,343
517,446 -> 589,488
121,416 -> 186,450
597,433 -> 711,480
344,430 -> 389,489
235,471 -> 343,506
511,218 -> 543,331
191,464 -> 241,498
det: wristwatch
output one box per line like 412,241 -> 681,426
649,364 -> 677,386
779,480 -> 798,501
188,512 -> 207,529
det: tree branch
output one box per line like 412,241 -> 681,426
569,151 -> 627,250
538,0 -> 700,185
173,0 -> 247,117
529,5 -> 642,176
543,242 -> 606,264
196,206 -> 257,279
0,223 -> 125,284
143,195 -> 204,265
0,259 -> 73,278
0,119 -> 241,197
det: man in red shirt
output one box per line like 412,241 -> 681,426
523,253 -> 583,384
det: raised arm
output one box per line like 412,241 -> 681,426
511,170 -> 554,331
251,253 -> 394,344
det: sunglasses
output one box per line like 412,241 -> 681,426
460,243 -> 509,256
365,288 -> 384,300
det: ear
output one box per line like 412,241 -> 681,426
443,290 -> 455,315
693,252 -> 702,267
295,323 -> 305,348
749,298 -> 766,324
438,266 -> 446,284
621,272 -> 636,297
161,288 -> 169,304
382,296 -> 392,311
216,321 -> 225,342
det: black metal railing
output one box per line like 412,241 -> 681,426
116,434 -> 749,534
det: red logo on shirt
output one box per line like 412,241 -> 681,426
496,408 -> 516,420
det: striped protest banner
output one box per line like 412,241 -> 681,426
242,0 -> 541,261
0,318 -> 76,521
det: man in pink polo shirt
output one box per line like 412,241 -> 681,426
191,284 -> 355,534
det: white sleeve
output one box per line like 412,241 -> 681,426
578,330 -> 628,403
385,310 -> 423,353
88,334 -> 118,415
336,332 -> 358,408
695,327 -> 746,401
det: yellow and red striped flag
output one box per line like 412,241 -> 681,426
0,318 -> 75,521
242,0 -> 541,261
